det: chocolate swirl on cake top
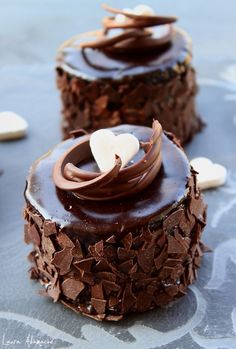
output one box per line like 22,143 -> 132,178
76,4 -> 177,55
53,120 -> 163,201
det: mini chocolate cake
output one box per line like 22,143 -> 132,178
56,4 -> 203,144
24,121 -> 207,321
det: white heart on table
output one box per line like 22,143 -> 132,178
190,157 -> 227,190
0,111 -> 28,141
90,129 -> 140,172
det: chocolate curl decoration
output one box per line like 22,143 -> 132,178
80,4 -> 177,54
101,4 -> 177,30
53,120 -> 163,201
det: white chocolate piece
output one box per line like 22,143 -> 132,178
133,4 -> 155,16
115,5 -> 155,23
190,157 -> 227,190
90,129 -> 140,172
115,14 -> 126,24
0,111 -> 28,141
155,24 -> 171,38
115,8 -> 133,23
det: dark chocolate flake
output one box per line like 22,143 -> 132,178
121,283 -> 136,313
136,291 -> 153,312
163,209 -> 184,233
29,224 -> 41,246
29,267 -> 39,280
94,258 -> 111,272
119,259 -> 134,273
91,298 -> 107,314
72,239 -> 84,260
105,235 -> 116,244
24,224 -> 31,244
56,233 -> 75,249
122,232 -> 133,250
52,248 -> 73,275
137,245 -> 155,273
42,235 -> 55,260
96,271 -> 116,282
102,280 -> 120,294
91,283 -> 104,299
167,236 -> 187,254
61,278 -> 84,300
117,247 -> 136,262
154,247 -> 168,270
47,281 -> 60,302
43,221 -> 57,237
74,257 -> 94,272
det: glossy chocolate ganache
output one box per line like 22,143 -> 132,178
25,122 -> 190,239
24,123 -> 207,320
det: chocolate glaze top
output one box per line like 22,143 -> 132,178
57,27 -> 192,81
25,125 -> 190,242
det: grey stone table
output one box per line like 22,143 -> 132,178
0,0 -> 236,348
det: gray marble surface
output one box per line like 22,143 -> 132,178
0,1 -> 236,348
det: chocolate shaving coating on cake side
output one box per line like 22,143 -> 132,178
53,120 -> 162,201
24,163 -> 207,322
57,64 -> 203,144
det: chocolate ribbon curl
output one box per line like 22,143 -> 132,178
53,120 -> 163,201
80,4 -> 177,54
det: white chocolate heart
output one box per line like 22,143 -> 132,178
90,129 -> 140,172
155,24 -> 171,39
190,157 -> 227,190
0,111 -> 28,141
115,8 -> 134,24
115,5 -> 155,23
133,4 -> 155,16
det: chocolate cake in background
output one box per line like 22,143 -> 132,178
56,4 -> 203,144
24,121 -> 207,321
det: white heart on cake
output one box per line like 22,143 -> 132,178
90,129 -> 140,172
0,111 -> 28,141
190,157 -> 227,190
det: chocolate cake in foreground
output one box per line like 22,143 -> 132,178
56,4 -> 203,144
24,122 -> 207,321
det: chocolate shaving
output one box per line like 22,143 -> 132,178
91,283 -> 104,299
43,221 -> 57,237
47,281 -> 60,302
42,235 -> 55,260
91,298 -> 106,314
56,233 -> 75,249
79,4 -> 176,54
57,65 -> 202,145
117,247 -> 136,262
122,232 -> 133,250
72,239 -> 84,260
136,291 -> 153,312
52,248 -> 73,275
121,283 -> 136,313
74,257 -> 94,272
61,278 -> 84,300
27,223 -> 41,246
167,236 -> 188,254
163,209 -> 184,233
137,245 -> 155,273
